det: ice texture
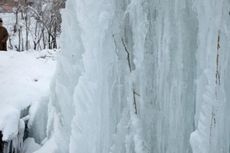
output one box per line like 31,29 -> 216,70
190,1 -> 230,153
34,0 -> 230,153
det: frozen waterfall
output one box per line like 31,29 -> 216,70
32,0 -> 230,153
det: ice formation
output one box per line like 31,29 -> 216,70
32,0 -> 230,153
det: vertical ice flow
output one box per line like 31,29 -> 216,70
32,0 -> 230,153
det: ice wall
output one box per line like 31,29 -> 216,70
190,1 -> 230,153
34,0 -> 230,153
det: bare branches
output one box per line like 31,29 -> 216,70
12,0 -> 64,51
27,6 -> 55,39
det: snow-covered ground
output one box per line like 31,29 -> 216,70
0,50 -> 56,141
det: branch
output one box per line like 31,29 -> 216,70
27,6 -> 55,39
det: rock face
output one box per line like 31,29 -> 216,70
33,0 -> 230,153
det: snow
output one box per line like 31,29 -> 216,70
0,107 -> 20,141
0,50 -> 56,110
0,50 -> 56,143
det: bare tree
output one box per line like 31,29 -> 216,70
12,0 -> 65,51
